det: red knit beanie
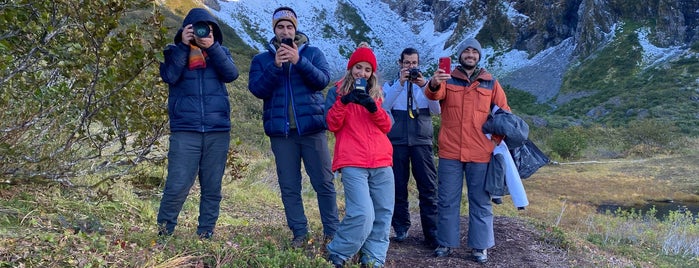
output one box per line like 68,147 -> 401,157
347,44 -> 377,71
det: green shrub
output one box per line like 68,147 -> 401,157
503,86 -> 550,115
623,119 -> 681,156
548,126 -> 588,159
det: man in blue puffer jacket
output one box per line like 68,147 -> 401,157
248,6 -> 339,248
157,8 -> 239,239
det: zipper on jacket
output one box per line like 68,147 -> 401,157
285,122 -> 290,138
286,64 -> 298,137
289,64 -> 300,135
199,69 -> 205,132
281,63 -> 289,138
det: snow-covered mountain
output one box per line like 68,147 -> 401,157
210,1 -> 461,78
205,0 -> 698,103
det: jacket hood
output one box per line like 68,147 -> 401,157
175,8 -> 223,44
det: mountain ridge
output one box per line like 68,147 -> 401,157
202,0 -> 698,134
208,0 -> 697,100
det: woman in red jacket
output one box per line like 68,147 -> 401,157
324,43 -> 394,268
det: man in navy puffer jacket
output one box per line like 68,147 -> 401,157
157,8 -> 239,239
248,6 -> 339,247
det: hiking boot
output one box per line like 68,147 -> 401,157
392,230 -> 408,242
327,253 -> 344,268
155,231 -> 172,246
471,248 -> 488,263
157,224 -> 172,237
157,229 -> 172,237
323,234 -> 334,246
291,235 -> 308,248
198,231 -> 213,239
359,253 -> 384,268
433,246 -> 453,257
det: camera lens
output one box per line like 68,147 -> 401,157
409,68 -> 420,80
193,21 -> 210,38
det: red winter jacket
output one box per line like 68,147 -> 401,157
326,87 -> 393,172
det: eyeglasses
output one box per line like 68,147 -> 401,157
401,61 -> 418,66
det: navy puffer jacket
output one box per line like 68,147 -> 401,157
248,32 -> 330,137
160,8 -> 239,132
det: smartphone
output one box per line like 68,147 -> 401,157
281,38 -> 293,47
439,57 -> 451,74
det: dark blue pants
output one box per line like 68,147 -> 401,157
391,145 -> 438,243
157,131 -> 229,235
270,131 -> 339,237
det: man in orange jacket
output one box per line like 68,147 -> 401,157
425,38 -> 510,263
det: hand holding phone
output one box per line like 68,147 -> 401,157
439,57 -> 451,74
354,78 -> 367,92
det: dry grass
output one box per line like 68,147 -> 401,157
157,0 -> 202,16
2,130 -> 697,267
517,151 -> 699,231
495,139 -> 699,267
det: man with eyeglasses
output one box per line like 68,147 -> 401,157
381,47 -> 441,248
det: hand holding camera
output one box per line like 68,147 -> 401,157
401,67 -> 426,87
193,21 -> 210,39
182,21 -> 213,48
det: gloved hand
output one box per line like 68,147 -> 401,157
340,90 -> 361,104
356,92 -> 378,113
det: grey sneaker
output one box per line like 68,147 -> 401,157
360,253 -> 384,268
434,246 -> 453,257
198,231 -> 213,239
327,253 -> 344,268
323,234 -> 334,246
392,230 -> 408,242
291,235 -> 307,248
472,248 -> 488,263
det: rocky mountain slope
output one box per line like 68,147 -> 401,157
210,0 -> 697,101
204,0 -> 698,132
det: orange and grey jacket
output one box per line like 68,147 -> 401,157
424,66 -> 510,163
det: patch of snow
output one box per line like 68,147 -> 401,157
202,0 -> 689,102
636,27 -> 686,68
503,1 -> 531,27
207,0 -> 485,81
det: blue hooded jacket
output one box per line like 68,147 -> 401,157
248,32 -> 330,137
159,8 -> 239,132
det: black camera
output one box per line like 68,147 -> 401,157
408,68 -> 421,80
192,21 -> 210,38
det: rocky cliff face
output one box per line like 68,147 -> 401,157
207,0 -> 696,104
393,0 -> 699,102
417,0 -> 698,58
